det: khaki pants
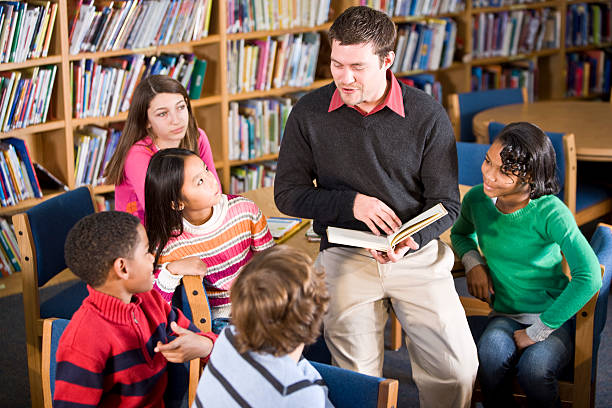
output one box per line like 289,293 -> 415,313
317,240 -> 478,408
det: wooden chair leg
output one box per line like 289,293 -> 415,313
26,334 -> 43,408
389,311 -> 402,351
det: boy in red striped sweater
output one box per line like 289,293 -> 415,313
54,211 -> 217,407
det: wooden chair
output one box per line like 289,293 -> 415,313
448,87 -> 527,142
461,222 -> 612,407
14,185 -> 96,407
310,361 -> 398,408
488,122 -> 612,226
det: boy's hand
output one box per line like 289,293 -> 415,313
368,237 -> 419,264
513,329 -> 536,350
167,256 -> 207,276
154,322 -> 214,363
353,193 -> 402,236
466,264 -> 494,304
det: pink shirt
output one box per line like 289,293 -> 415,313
115,128 -> 220,223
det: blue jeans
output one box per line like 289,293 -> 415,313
477,316 -> 574,408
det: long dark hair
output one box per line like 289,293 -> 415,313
144,148 -> 198,262
104,75 -> 200,185
495,122 -> 560,199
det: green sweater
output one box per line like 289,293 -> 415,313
451,185 -> 601,329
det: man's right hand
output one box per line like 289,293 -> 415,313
466,264 -> 494,304
353,193 -> 402,235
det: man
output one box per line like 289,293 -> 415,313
274,6 -> 478,408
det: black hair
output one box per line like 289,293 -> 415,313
64,211 -> 141,287
144,148 -> 199,263
495,122 -> 561,199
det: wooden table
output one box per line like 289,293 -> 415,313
472,101 -> 612,161
241,185 -> 471,270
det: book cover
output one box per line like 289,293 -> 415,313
266,216 -> 308,242
189,58 -> 207,99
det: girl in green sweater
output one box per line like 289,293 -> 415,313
451,122 -> 601,407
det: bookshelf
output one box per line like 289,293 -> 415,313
0,0 -> 608,210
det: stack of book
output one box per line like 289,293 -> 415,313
228,97 -> 293,161
0,218 -> 21,276
0,65 -> 57,131
566,50 -> 612,98
392,19 -> 457,74
73,125 -> 121,187
471,61 -> 536,100
472,8 -> 561,59
227,0 -> 331,33
566,3 -> 612,48
364,0 -> 464,17
69,0 -> 213,54
227,33 -> 320,94
0,0 -> 58,64
0,138 -> 43,207
230,162 -> 276,194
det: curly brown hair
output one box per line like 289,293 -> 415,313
231,245 -> 329,356
64,211 -> 141,287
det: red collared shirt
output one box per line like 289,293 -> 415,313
328,69 -> 405,117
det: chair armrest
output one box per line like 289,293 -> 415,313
183,276 -> 212,333
188,358 -> 202,407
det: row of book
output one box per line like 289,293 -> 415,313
566,3 -> 612,48
0,218 -> 21,276
472,8 -> 561,59
69,0 -> 213,55
0,65 -> 56,132
229,162 -> 276,194
399,75 -> 444,103
471,61 -> 536,100
227,33 -> 320,94
228,97 -> 293,162
392,19 -> 457,74
0,138 -> 43,208
472,0 -> 549,8
74,125 -> 121,187
227,0 -> 331,33
566,49 -> 612,98
361,0 -> 464,17
71,53 -> 208,119
0,0 -> 57,64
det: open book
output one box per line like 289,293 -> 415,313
266,217 -> 309,244
326,203 -> 448,251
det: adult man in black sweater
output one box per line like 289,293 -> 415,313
274,6 -> 478,408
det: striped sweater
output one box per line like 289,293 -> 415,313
154,194 -> 274,317
194,325 -> 333,408
53,286 -> 217,408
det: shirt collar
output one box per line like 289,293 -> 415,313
328,69 -> 405,117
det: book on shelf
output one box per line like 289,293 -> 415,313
266,216 -> 309,243
74,125 -> 121,187
229,162 -> 276,194
33,162 -> 68,192
326,203 -> 448,251
0,217 -> 20,276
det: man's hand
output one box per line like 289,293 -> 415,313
353,193 -> 402,235
466,264 -> 494,304
167,256 -> 207,276
154,322 -> 214,363
369,236 -> 419,264
513,329 -> 536,350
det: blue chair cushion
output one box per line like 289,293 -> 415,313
303,334 -> 332,364
575,184 -> 612,212
310,361 -> 382,408
49,318 -> 70,400
40,281 -> 88,319
457,142 -> 489,186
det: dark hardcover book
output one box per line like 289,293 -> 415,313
33,162 -> 68,191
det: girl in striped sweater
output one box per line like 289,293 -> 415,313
144,148 -> 274,319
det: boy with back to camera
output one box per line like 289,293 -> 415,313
193,245 -> 334,407
53,211 -> 217,407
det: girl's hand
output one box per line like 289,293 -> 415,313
513,329 -> 536,350
167,256 -> 207,276
466,264 -> 494,304
155,322 -> 214,362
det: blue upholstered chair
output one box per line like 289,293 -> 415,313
488,121 -> 612,226
448,88 -> 526,142
456,141 -> 490,186
13,186 -> 96,407
310,361 -> 399,408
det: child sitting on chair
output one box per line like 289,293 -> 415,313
54,211 -> 217,407
451,122 -> 602,407
193,245 -> 334,407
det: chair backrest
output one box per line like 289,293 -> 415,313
456,141 -> 490,186
41,318 -> 70,407
487,122 -> 578,212
449,88 -> 525,142
310,361 -> 398,408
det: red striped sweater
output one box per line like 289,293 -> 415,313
53,286 -> 217,407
